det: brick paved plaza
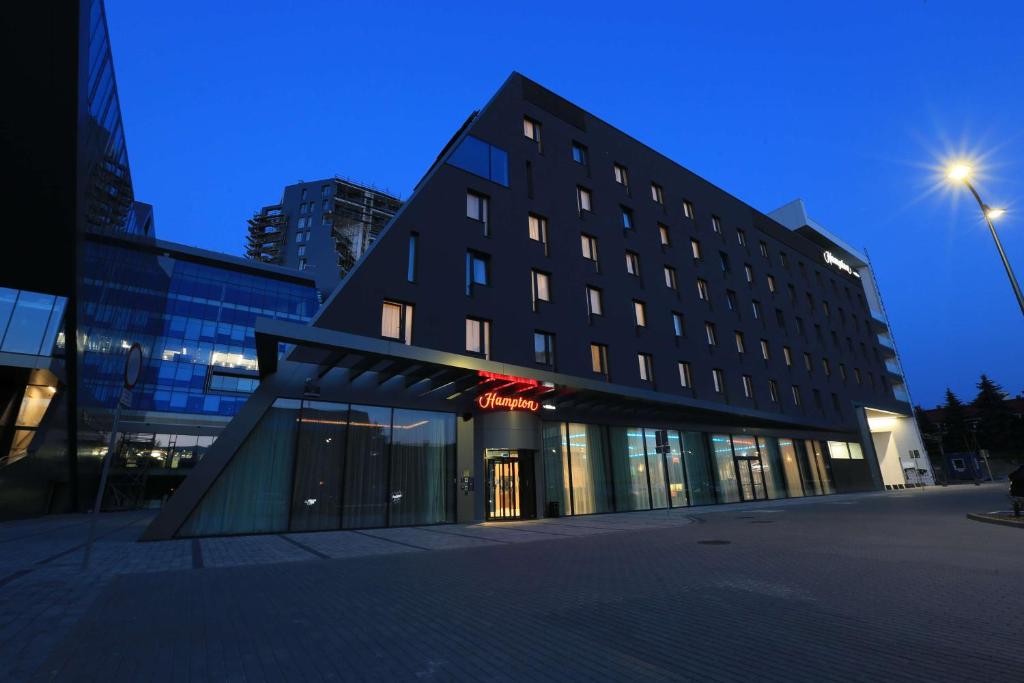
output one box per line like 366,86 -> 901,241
2,484 -> 1020,681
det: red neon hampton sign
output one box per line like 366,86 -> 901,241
475,391 -> 539,412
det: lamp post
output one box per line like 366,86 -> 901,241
947,164 -> 1024,317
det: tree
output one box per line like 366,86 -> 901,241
941,388 -> 971,454
972,374 -> 1017,455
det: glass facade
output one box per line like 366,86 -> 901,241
0,289 -> 67,357
446,135 -> 510,187
79,240 -> 318,417
180,401 -> 456,536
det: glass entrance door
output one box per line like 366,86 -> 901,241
487,451 -> 520,520
735,458 -> 767,501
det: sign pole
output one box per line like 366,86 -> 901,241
82,343 -> 142,570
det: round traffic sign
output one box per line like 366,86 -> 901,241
124,342 -> 143,389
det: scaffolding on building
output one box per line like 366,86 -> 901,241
328,178 -> 402,276
245,205 -> 287,264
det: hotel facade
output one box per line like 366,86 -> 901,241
145,73 -> 931,539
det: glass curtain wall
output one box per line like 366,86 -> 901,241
778,438 -> 805,497
682,432 -> 715,505
663,430 -> 689,507
290,401 -> 348,532
643,430 -> 669,509
711,434 -> 740,503
756,437 -> 786,500
609,427 -> 650,511
541,422 -> 567,514
342,405 -> 392,529
796,440 -> 824,495
807,441 -> 835,495
566,422 -> 612,515
389,408 -> 456,526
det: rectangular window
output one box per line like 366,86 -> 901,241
523,116 -> 541,142
591,343 -> 609,376
705,322 -> 718,346
760,339 -> 770,360
633,300 -> 647,327
734,331 -> 745,354
621,206 -> 634,229
625,251 -> 640,276
534,331 -> 555,365
638,353 -> 654,382
796,317 -> 806,336
672,312 -> 685,338
822,300 -> 831,317
381,301 -> 413,344
696,278 -> 710,301
531,270 -> 550,305
712,216 -> 722,233
587,286 -> 603,316
737,229 -> 747,247
769,379 -> 779,403
465,317 -> 491,358
466,251 -> 489,293
854,367 -> 862,384
742,375 -> 754,398
712,368 -> 725,394
407,232 -> 418,282
581,233 -> 598,262
298,258 -> 307,270
678,361 -> 692,388
840,363 -> 848,381
779,251 -> 789,268
577,186 -> 592,213
571,141 -> 588,165
658,224 -> 670,246
744,264 -> 753,283
788,284 -> 796,302
651,183 -> 664,204
803,352 -> 812,372
691,238 -> 702,260
663,266 -> 677,290
752,300 -> 762,320
295,231 -> 304,243
683,200 -> 695,220
726,289 -> 738,311
759,241 -> 769,258
466,191 -> 489,232
822,357 -> 831,376
783,346 -> 792,367
297,245 -> 306,257
767,274 -> 776,293
791,385 -> 802,406
614,163 -> 629,187
528,213 -> 548,246
719,251 -> 731,273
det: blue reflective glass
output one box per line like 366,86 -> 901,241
2,291 -> 56,355
447,135 -> 490,178
489,145 -> 509,186
0,288 -> 18,339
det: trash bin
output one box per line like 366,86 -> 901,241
546,501 -> 560,518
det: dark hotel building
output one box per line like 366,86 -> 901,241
146,73 -> 932,539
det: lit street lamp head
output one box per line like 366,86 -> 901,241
986,207 -> 1006,220
947,163 -> 972,182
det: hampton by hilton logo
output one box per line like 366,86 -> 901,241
823,251 -> 860,278
475,391 -> 539,412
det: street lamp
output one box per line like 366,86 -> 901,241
947,164 -> 1024,316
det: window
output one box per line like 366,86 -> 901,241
792,385 -> 802,406
742,375 -> 754,398
803,352 -> 812,372
759,241 -> 768,258
591,343 -> 609,376
298,258 -> 307,270
822,300 -> 831,317
531,270 -> 550,306
760,339 -> 770,360
638,353 -> 654,382
783,346 -> 792,367
663,266 -> 677,290
301,188 -> 308,201
407,233 -> 418,282
672,312 -> 685,338
678,361 -> 692,388
854,367 -> 862,384
381,301 -> 413,344
775,308 -> 785,327
633,300 -> 647,327
787,284 -> 796,302
571,141 -> 588,165
683,200 -> 695,220
523,116 -> 541,142
625,251 -> 640,276
658,224 -> 670,246
840,363 -> 848,381
806,292 -> 815,310
712,368 -> 725,394
822,357 -> 831,376
528,213 -> 548,246
726,289 -> 738,311
614,164 -> 629,187
651,183 -> 664,204
297,245 -> 306,257
465,317 -> 491,358
621,206 -> 634,229
696,278 -> 710,301
705,321 -> 718,346
466,251 -> 489,293
466,191 -> 489,236
581,233 -> 598,262
577,186 -> 592,213
767,274 -> 776,293
447,134 -> 510,186
735,331 -> 745,354
321,215 -> 331,226
295,231 -> 305,243
768,379 -> 780,403
779,251 -> 789,268
321,184 -> 331,198
586,286 -> 603,316
796,317 -> 806,337
737,229 -> 747,247
691,238 -> 703,260
534,331 -> 555,365
752,300 -> 762,320
719,251 -> 731,274
712,216 -> 722,234
744,264 -> 753,283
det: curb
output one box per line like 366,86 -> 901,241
966,512 -> 1024,529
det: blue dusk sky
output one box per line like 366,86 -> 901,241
106,0 -> 1024,408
